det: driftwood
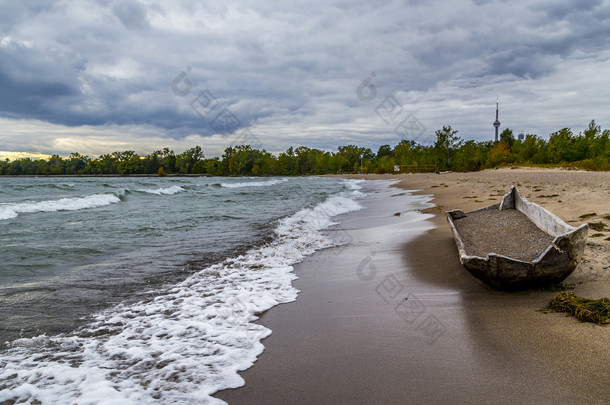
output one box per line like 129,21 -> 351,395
446,186 -> 588,291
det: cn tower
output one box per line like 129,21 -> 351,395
493,97 -> 501,142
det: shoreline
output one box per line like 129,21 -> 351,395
341,168 -> 610,297
216,169 -> 609,404
344,169 -> 610,399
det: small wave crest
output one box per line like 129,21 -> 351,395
220,178 -> 288,188
345,178 -> 365,198
0,193 -> 121,221
0,185 -> 363,404
136,186 -> 185,195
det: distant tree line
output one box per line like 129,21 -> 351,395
1,121 -> 608,176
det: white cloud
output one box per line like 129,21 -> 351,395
1,0 -> 610,157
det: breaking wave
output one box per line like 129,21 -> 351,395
0,182 -> 363,404
137,186 -> 185,195
0,194 -> 122,221
219,178 -> 289,188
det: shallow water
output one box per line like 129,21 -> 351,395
0,176 -> 351,343
0,176 -> 371,403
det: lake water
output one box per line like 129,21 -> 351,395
0,175 -> 368,403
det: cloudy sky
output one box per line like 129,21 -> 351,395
1,0 -> 610,158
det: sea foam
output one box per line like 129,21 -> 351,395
219,178 -> 288,188
0,181 -> 363,405
0,193 -> 121,221
137,186 -> 185,195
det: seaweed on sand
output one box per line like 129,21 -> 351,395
588,222 -> 607,232
547,291 -> 610,325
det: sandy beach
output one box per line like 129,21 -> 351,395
216,169 -> 609,404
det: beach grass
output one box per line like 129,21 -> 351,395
547,291 -> 610,325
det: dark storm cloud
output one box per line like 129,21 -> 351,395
1,0 -> 610,155
408,0 -> 610,82
0,38 -> 81,121
112,0 -> 151,30
531,0 -> 603,19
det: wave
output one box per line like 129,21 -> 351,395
0,193 -> 121,221
136,186 -> 185,195
4,183 -> 76,192
0,185 -> 363,404
219,178 -> 288,188
345,178 -> 364,198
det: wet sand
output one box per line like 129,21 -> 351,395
216,170 -> 609,404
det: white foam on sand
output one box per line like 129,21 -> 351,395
0,193 -> 121,221
0,180 -> 364,405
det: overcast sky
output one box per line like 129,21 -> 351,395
1,0 -> 610,158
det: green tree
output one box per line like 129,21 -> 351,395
487,140 -> 512,167
433,125 -> 462,170
336,145 -> 373,172
547,128 -> 579,163
47,155 -> 65,175
96,154 -> 118,174
146,150 -> 163,174
455,140 -> 487,171
153,148 -> 176,173
393,140 -> 416,165
203,157 -> 221,175
176,145 -> 204,174
0,158 -> 8,174
114,151 -> 143,174
66,153 -> 89,174
511,134 -> 543,163
376,144 -> 393,159
294,146 -> 314,174
499,128 -> 515,149
7,159 -> 23,175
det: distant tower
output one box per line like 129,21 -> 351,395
493,97 -> 501,142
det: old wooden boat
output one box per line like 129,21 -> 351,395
446,186 -> 588,291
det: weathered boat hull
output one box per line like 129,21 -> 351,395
446,187 -> 588,291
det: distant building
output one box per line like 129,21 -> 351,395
518,132 -> 525,140
493,99 -> 500,142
